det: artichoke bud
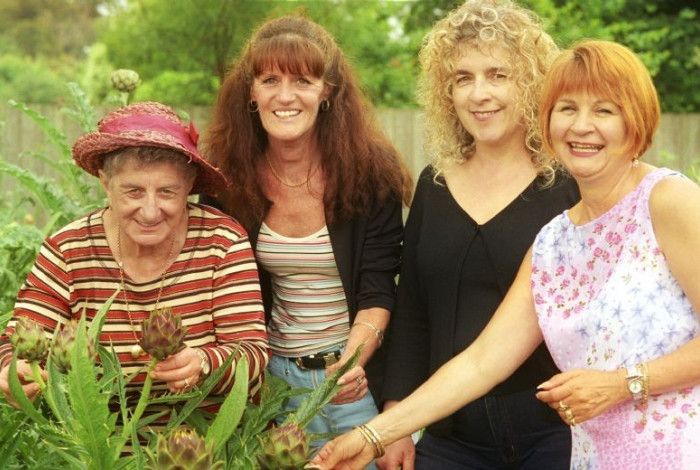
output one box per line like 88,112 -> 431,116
147,426 -> 223,470
50,320 -> 96,373
257,423 -> 310,470
110,69 -> 140,93
10,317 -> 50,363
138,307 -> 186,361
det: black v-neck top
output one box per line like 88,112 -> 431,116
383,165 -> 580,439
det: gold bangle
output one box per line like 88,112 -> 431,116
355,425 -> 380,458
353,321 -> 384,345
362,423 -> 385,457
641,362 -> 649,407
355,424 -> 385,458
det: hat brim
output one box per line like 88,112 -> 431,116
72,132 -> 229,197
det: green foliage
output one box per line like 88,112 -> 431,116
0,86 -> 104,314
134,71 -> 219,106
0,54 -> 67,104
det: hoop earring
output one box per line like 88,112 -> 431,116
248,100 -> 259,113
320,99 -> 330,112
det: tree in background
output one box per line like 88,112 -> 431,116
400,0 -> 699,111
0,0 -> 696,111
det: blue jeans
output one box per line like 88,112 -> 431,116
269,353 -> 379,469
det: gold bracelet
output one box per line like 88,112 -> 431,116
355,424 -> 385,458
641,362 -> 649,407
355,425 -> 380,458
353,321 -> 384,345
362,423 -> 385,457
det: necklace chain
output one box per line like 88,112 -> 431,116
265,153 -> 318,188
116,223 -> 176,358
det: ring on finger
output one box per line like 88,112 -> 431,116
568,415 -> 577,427
558,401 -> 569,412
184,377 -> 190,388
356,376 -> 363,385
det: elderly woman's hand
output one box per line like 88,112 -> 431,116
326,363 -> 368,405
0,359 -> 47,407
535,368 -> 629,426
307,427 -> 376,470
151,347 -> 204,393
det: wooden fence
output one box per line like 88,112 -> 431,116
1,104 -> 699,185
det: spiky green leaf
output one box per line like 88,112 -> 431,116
205,356 -> 249,455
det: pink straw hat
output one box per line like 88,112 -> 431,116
72,101 -> 229,196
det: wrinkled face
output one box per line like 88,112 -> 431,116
251,67 -> 328,148
100,159 -> 193,249
549,91 -> 628,181
451,45 -> 524,150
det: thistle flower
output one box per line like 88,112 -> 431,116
50,320 -> 96,373
138,307 -> 186,361
10,317 -> 49,363
147,426 -> 223,470
256,423 -> 310,470
110,69 -> 140,93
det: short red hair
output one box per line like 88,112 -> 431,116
539,40 -> 660,161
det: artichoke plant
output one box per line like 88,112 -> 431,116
147,426 -> 223,470
257,423 -> 310,470
110,69 -> 140,93
10,317 -> 49,363
139,307 -> 186,361
50,320 -> 96,373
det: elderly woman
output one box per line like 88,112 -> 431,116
203,14 -> 412,459
0,102 -> 269,425
311,40 -> 700,470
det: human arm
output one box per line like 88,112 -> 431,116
375,400 -> 415,470
328,307 -> 388,404
309,249 -> 544,469
0,239 -> 70,404
328,197 -> 403,404
536,175 -> 700,422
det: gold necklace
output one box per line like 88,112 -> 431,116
116,226 -> 176,359
265,153 -> 318,188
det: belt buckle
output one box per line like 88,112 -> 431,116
322,351 -> 339,367
294,357 -> 307,370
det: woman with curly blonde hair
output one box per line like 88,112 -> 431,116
203,14 -> 412,463
372,1 -> 578,468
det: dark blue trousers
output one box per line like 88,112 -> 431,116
416,388 -> 571,469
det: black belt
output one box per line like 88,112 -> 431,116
290,350 -> 341,370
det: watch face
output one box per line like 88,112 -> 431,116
629,379 -> 643,394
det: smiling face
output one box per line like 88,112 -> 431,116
549,91 -> 628,180
251,68 -> 327,148
100,157 -> 193,249
450,45 -> 525,151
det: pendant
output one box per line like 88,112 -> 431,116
130,344 -> 144,359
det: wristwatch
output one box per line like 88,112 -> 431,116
625,364 -> 645,400
195,348 -> 211,377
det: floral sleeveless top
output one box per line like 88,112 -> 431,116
531,168 -> 700,469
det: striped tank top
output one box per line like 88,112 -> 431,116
256,222 -> 350,356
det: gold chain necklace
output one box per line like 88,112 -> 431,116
265,153 -> 318,188
116,226 -> 176,359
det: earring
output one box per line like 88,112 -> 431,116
320,99 -> 330,112
632,157 -> 639,168
248,100 -> 259,113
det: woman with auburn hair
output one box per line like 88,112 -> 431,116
377,1 -> 577,468
310,39 -> 700,470
204,14 -> 412,461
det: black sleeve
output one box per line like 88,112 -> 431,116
356,197 -> 404,314
382,166 -> 432,404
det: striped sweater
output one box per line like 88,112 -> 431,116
0,203 -> 268,419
